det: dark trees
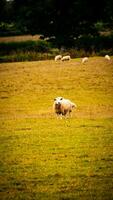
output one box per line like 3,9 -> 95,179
1,0 -> 113,47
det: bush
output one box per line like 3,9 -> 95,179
0,51 -> 55,63
75,34 -> 113,53
0,40 -> 51,55
0,23 -> 23,36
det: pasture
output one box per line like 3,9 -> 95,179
0,35 -> 40,43
0,57 -> 113,200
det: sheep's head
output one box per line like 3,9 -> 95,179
53,97 -> 63,114
54,97 -> 63,106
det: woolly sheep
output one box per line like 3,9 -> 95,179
55,55 -> 62,61
105,55 -> 111,61
53,97 -> 77,117
61,55 -> 71,61
82,57 -> 89,64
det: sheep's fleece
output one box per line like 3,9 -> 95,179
53,97 -> 77,116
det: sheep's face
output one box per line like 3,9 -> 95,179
54,97 -> 63,106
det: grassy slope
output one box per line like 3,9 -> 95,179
0,57 -> 113,200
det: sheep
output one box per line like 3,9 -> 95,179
61,55 -> 71,61
105,55 -> 111,61
55,55 -> 62,61
53,97 -> 77,117
82,57 -> 89,64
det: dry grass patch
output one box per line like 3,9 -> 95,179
0,35 -> 40,43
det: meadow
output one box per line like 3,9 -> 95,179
0,57 -> 113,200
0,35 -> 40,43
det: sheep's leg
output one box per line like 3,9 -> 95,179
60,114 -> 63,119
56,113 -> 63,119
68,110 -> 72,118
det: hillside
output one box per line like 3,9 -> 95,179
0,57 -> 113,200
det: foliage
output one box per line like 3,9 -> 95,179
0,52 -> 56,63
0,34 -> 113,62
0,40 -> 52,55
75,34 -> 113,52
0,0 -> 113,47
0,0 -> 13,23
0,22 -> 23,36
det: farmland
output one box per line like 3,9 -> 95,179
0,57 -> 113,200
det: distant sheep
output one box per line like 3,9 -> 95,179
61,55 -> 71,61
53,97 -> 77,117
105,55 -> 111,61
82,57 -> 89,64
55,55 -> 62,61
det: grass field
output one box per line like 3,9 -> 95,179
0,57 -> 113,200
0,35 -> 40,43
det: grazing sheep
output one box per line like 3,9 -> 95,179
53,97 -> 77,117
61,55 -> 71,61
105,55 -> 111,61
55,55 -> 62,61
82,57 -> 88,64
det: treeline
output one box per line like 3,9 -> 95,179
0,0 -> 113,62
0,0 -> 113,44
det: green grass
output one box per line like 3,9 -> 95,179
0,57 -> 113,200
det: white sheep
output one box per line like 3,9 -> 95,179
105,55 -> 111,61
61,55 -> 71,61
53,97 -> 77,117
82,57 -> 89,64
55,55 -> 62,61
